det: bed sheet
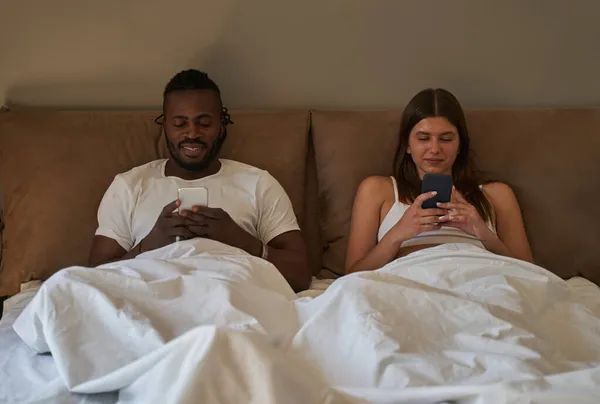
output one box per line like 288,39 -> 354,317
2,242 -> 600,404
0,274 -> 330,403
0,285 -> 117,403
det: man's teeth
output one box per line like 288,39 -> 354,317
184,146 -> 201,151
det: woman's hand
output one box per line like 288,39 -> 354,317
437,188 -> 494,240
385,191 -> 447,245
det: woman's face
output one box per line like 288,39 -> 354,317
407,117 -> 460,179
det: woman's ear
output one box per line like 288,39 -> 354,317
406,146 -> 411,154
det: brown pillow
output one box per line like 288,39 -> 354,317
465,108 -> 600,284
0,109 -> 310,296
0,110 -> 163,296
311,111 -> 402,276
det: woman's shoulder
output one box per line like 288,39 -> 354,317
355,175 -> 395,203
480,181 -> 518,204
357,175 -> 394,194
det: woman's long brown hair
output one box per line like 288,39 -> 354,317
392,88 -> 493,223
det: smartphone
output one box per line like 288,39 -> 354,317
177,187 -> 208,213
420,174 -> 452,209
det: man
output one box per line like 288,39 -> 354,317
88,69 -> 311,292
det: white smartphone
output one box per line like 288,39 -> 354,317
177,187 -> 208,213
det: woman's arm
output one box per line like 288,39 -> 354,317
482,182 -> 534,263
345,177 -> 443,273
345,177 -> 400,274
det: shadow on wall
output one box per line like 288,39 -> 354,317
1,0 -> 238,109
5,80 -> 163,110
166,0 -> 600,109
3,0 -> 600,109
186,1 -> 322,109
3,0 -> 318,110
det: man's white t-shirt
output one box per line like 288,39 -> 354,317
95,159 -> 300,251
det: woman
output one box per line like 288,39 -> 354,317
345,88 -> 533,274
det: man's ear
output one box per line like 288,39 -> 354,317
154,113 -> 165,125
154,114 -> 166,136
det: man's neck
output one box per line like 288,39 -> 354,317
164,158 -> 222,180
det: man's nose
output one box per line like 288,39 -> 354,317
185,122 -> 202,138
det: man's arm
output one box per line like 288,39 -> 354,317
88,235 -> 141,266
265,230 -> 311,292
254,172 -> 311,291
232,228 -> 311,292
89,174 -> 135,266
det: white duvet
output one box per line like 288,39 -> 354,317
2,241 -> 600,403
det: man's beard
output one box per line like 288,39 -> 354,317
165,134 -> 224,171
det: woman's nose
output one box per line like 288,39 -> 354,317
429,139 -> 441,153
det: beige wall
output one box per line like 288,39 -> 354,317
1,0 -> 599,109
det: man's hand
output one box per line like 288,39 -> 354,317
89,202 -> 259,267
141,200 -> 202,252
179,206 -> 261,256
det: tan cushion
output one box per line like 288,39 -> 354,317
466,108 -> 600,284
311,111 -> 402,276
0,109 -> 310,296
312,109 -> 600,284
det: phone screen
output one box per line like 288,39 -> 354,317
420,174 -> 452,209
177,187 -> 209,212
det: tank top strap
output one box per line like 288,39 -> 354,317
389,176 -> 400,203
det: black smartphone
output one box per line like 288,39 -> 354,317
420,174 -> 453,209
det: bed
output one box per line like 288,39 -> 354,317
2,242 -> 600,403
1,107 -> 599,403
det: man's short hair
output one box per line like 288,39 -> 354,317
159,69 -> 233,128
163,69 -> 222,101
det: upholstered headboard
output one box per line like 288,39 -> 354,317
1,107 -> 599,296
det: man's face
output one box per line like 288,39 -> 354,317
163,89 -> 223,171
